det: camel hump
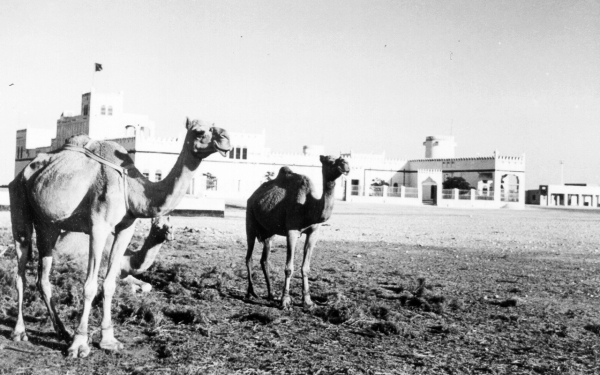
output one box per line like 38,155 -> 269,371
65,134 -> 92,148
64,135 -> 134,169
276,166 -> 295,180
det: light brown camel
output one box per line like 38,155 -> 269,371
9,119 -> 229,358
121,215 -> 174,292
245,155 -> 350,309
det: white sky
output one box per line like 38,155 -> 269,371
1,0 -> 598,188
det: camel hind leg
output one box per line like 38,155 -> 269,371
35,224 -> 73,342
9,177 -> 34,342
260,237 -> 274,300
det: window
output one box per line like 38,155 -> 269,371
143,169 -> 150,180
236,147 -> 241,159
242,148 -> 247,160
83,105 -> 89,116
155,171 -> 162,181
229,149 -> 234,159
108,106 -> 113,116
101,105 -> 106,115
532,195 -> 536,201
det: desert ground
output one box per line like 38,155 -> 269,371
0,203 -> 599,374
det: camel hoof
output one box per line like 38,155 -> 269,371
303,298 -> 314,310
67,335 -> 90,358
245,288 -> 259,300
281,296 -> 292,310
140,283 -> 152,293
100,338 -> 124,351
11,331 -> 28,342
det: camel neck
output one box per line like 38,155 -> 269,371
310,172 -> 337,223
129,144 -> 201,217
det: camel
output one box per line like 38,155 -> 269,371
9,118 -> 230,358
245,155 -> 350,309
55,215 -> 174,293
121,215 -> 174,292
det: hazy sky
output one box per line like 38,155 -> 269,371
1,0 -> 598,188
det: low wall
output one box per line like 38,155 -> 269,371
437,199 -> 511,209
175,196 -> 225,217
0,188 -> 225,217
345,195 -> 423,206
0,188 -> 9,210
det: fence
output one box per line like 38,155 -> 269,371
475,190 -> 494,200
370,186 -> 384,197
501,187 -> 519,202
404,187 -> 418,198
458,189 -> 472,200
388,187 -> 401,197
442,189 -> 454,199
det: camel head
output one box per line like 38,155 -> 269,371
150,216 -> 174,242
185,118 -> 231,159
319,155 -> 350,179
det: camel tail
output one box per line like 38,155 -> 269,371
8,172 -> 34,244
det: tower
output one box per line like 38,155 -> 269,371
423,135 -> 456,158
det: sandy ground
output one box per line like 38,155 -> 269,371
0,203 -> 599,374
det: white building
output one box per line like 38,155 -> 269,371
526,184 -> 600,208
15,90 -> 526,209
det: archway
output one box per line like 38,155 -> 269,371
421,177 -> 438,205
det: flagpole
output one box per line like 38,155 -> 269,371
92,63 -> 97,90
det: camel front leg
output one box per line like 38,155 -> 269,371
100,222 -> 135,351
245,227 -> 259,299
12,238 -> 32,342
301,226 -> 320,309
281,230 -> 299,309
68,223 -> 110,358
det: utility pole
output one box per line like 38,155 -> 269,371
559,160 -> 564,185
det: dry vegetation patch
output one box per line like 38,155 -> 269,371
0,205 -> 599,374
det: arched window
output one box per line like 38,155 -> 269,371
155,170 -> 162,181
142,169 -> 150,180
108,106 -> 113,116
235,147 -> 241,159
242,148 -> 247,160
229,148 -> 234,159
101,105 -> 106,115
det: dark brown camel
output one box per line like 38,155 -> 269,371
245,155 -> 350,309
9,119 -> 229,358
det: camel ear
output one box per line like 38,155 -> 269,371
185,117 -> 191,130
319,155 -> 325,163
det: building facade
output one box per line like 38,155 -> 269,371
15,90 -> 526,209
526,184 -> 600,208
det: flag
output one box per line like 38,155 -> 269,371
95,63 -> 103,72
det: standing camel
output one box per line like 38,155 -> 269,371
245,155 -> 350,309
9,119 -> 229,358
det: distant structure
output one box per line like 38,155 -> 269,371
424,135 -> 456,158
15,89 -> 526,209
526,184 -> 600,208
